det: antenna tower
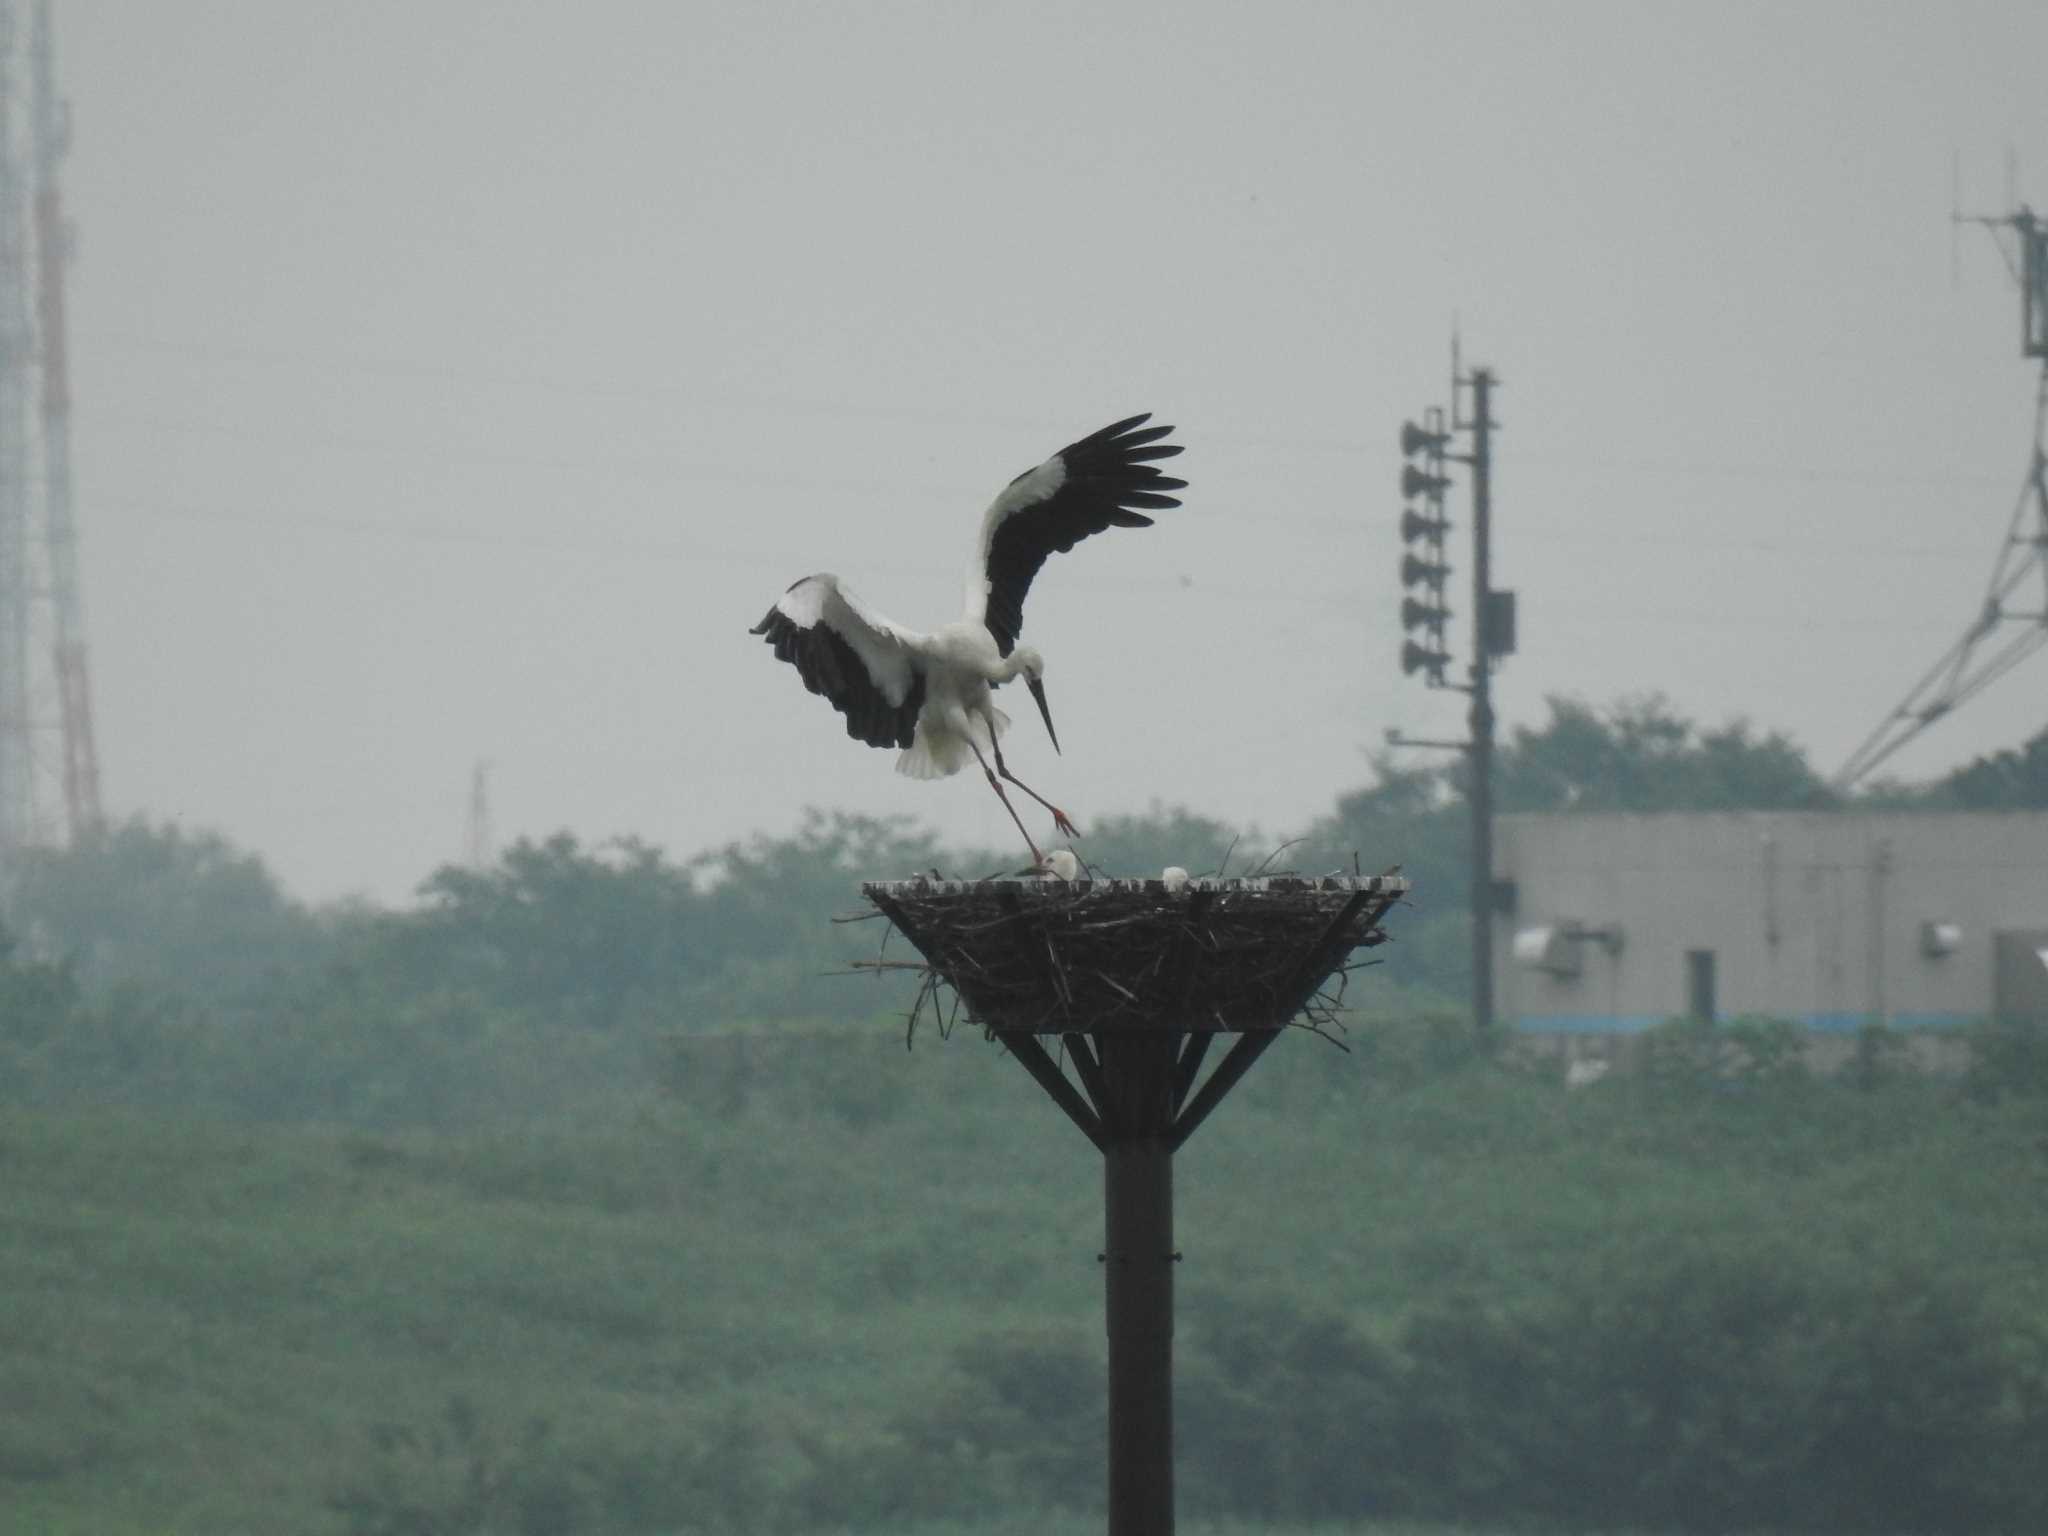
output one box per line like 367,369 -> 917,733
1835,191 -> 2048,789
0,0 -> 99,891
464,760 -> 494,869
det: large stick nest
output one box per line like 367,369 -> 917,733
859,876 -> 1407,1039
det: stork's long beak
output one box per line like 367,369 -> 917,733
1026,675 -> 1060,754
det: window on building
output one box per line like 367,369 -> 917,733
1686,949 -> 1717,1022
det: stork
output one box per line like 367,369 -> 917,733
749,412 -> 1185,866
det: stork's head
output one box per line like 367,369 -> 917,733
1013,647 -> 1059,754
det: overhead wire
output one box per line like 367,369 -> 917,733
85,491 -> 1983,639
81,404 -> 2000,567
69,331 -> 2024,640
81,328 -> 2018,490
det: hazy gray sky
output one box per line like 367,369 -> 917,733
51,1 -> 2048,901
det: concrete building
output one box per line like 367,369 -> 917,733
1494,812 -> 2048,1034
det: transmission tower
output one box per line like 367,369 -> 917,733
0,0 -> 34,869
0,0 -> 99,892
464,760 -> 495,870
33,0 -> 97,843
1835,200 -> 2048,789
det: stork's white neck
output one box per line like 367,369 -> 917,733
994,645 -> 1044,683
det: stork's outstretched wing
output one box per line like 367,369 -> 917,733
749,574 -> 927,749
966,413 -> 1185,656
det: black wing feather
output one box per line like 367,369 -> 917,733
981,412 -> 1185,656
749,606 -> 925,750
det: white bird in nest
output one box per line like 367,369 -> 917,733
750,413 -> 1185,867
1037,849 -> 1081,882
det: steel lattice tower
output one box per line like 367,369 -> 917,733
1835,200 -> 2048,789
0,1 -> 33,868
33,0 -> 95,844
0,0 -> 98,890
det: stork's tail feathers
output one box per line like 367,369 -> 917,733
896,705 -> 1010,780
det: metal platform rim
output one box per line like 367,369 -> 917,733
861,874 -> 1409,898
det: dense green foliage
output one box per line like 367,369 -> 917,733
1931,722 -> 2048,809
0,922 -> 85,1053
12,817 -> 335,1019
5,698 -> 2048,1533
1489,697 -> 1833,814
3,807 -> 1288,1124
1857,721 -> 2048,811
3,1032 -> 2046,1535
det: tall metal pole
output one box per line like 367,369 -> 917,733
1098,1030 -> 1176,1536
0,1 -> 36,876
32,0 -> 98,842
464,760 -> 495,869
1103,1137 -> 1173,1536
1399,358 -> 1510,1030
1467,370 -> 1496,1032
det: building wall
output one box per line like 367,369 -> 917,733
1493,812 -> 2048,1033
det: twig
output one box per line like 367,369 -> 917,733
1291,1015 -> 1353,1051
1211,833 -> 1242,880
1248,836 -> 1307,877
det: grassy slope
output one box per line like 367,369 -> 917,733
3,1028 -> 2045,1535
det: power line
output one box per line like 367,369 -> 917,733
80,491 -> 1991,640
78,331 -> 2022,495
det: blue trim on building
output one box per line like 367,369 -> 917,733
1516,1014 -> 1665,1035
1856,1012 -> 1975,1033
1515,1011 -> 1978,1034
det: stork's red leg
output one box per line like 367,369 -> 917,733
991,736 -> 1079,838
968,740 -> 1045,866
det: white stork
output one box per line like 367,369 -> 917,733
749,412 -> 1185,866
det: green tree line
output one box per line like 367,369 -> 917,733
2,698 -> 2042,1127
2,701 -> 2046,1534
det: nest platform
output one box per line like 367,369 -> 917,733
862,874 -> 1406,1038
857,872 -> 1409,1536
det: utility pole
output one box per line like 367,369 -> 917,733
1466,369 -> 1499,1034
1396,351 -> 1515,1029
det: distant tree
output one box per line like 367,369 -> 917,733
1931,723 -> 2048,809
690,808 -> 951,914
9,818 -> 326,1017
0,924 -> 185,1109
1294,755 -> 1468,999
1063,804 -> 1259,880
1310,754 -> 1452,866
1492,694 -> 1833,813
686,810 -> 950,1025
0,922 -> 84,1052
380,832 -> 700,1030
